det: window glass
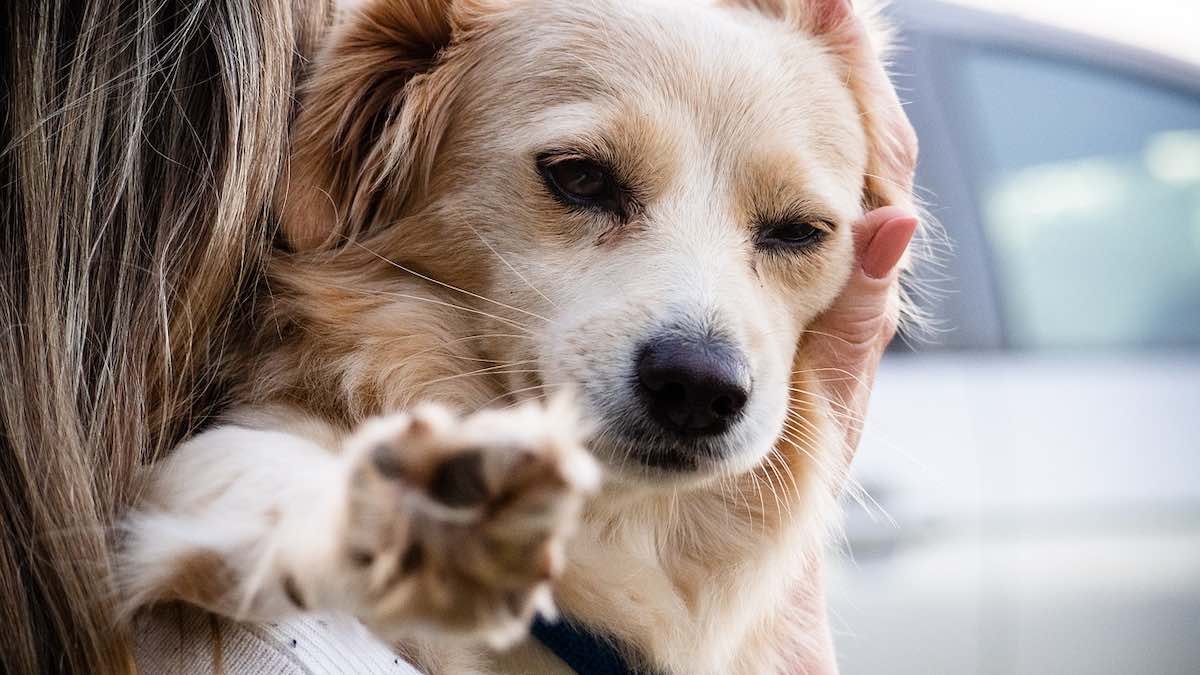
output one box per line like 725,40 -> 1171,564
959,49 -> 1200,348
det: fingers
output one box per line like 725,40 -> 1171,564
851,206 -> 917,278
804,207 -> 918,455
862,214 -> 918,280
815,208 -> 917,349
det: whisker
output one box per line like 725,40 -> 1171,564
480,381 -> 567,408
776,420 -> 888,521
747,464 -> 767,535
776,418 -> 856,491
793,327 -> 863,350
389,332 -> 537,369
788,386 -> 869,424
323,283 -> 534,334
787,401 -> 868,434
788,400 -> 930,475
778,421 -> 840,475
351,241 -> 556,325
415,362 -> 540,389
759,453 -> 790,521
775,432 -> 871,517
790,365 -> 873,380
504,389 -> 556,409
463,222 -> 560,311
772,450 -> 804,502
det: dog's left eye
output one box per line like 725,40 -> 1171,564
756,220 -> 827,250
538,156 -> 624,214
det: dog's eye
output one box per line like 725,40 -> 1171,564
538,156 -> 624,214
549,160 -> 608,199
757,220 -> 828,250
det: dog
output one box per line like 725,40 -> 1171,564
118,0 -> 917,672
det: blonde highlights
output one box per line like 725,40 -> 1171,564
0,1 -> 327,671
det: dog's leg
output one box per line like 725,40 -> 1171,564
119,400 -> 599,647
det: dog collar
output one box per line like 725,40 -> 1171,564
532,616 -> 651,675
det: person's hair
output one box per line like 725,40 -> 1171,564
0,1 -> 327,671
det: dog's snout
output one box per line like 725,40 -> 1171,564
635,335 -> 750,437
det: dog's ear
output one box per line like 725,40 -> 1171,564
276,0 -> 479,250
732,0 -> 918,211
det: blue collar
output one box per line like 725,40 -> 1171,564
531,616 -> 652,675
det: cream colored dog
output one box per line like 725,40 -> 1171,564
119,0 -> 917,673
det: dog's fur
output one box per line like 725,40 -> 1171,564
118,0 -> 917,673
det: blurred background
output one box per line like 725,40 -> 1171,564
828,1 -> 1200,673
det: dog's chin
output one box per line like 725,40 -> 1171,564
585,425 -> 770,489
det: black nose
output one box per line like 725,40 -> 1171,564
635,335 -> 750,437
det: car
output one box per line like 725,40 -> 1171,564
828,2 -> 1200,674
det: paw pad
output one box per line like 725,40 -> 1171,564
428,451 -> 489,508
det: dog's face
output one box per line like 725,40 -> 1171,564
280,0 -> 915,485
445,2 -> 865,483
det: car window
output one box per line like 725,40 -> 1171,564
956,48 -> 1200,349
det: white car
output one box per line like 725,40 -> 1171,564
829,3 -> 1200,674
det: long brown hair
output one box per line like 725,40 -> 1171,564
0,1 -> 327,671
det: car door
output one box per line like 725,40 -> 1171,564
831,14 -> 1200,675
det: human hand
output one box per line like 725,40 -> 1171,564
807,205 -> 918,461
787,206 -> 918,675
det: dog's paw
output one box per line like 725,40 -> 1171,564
341,398 -> 600,647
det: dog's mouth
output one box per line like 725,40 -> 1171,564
507,367 -> 741,476
577,384 -> 770,481
590,423 -> 734,474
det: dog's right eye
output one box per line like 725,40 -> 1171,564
538,156 -> 625,215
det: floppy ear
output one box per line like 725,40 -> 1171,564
732,0 -> 918,211
276,0 -> 471,250
828,1 -> 918,211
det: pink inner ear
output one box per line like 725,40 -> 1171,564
802,0 -> 855,36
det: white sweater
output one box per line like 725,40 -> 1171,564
136,604 -> 420,674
